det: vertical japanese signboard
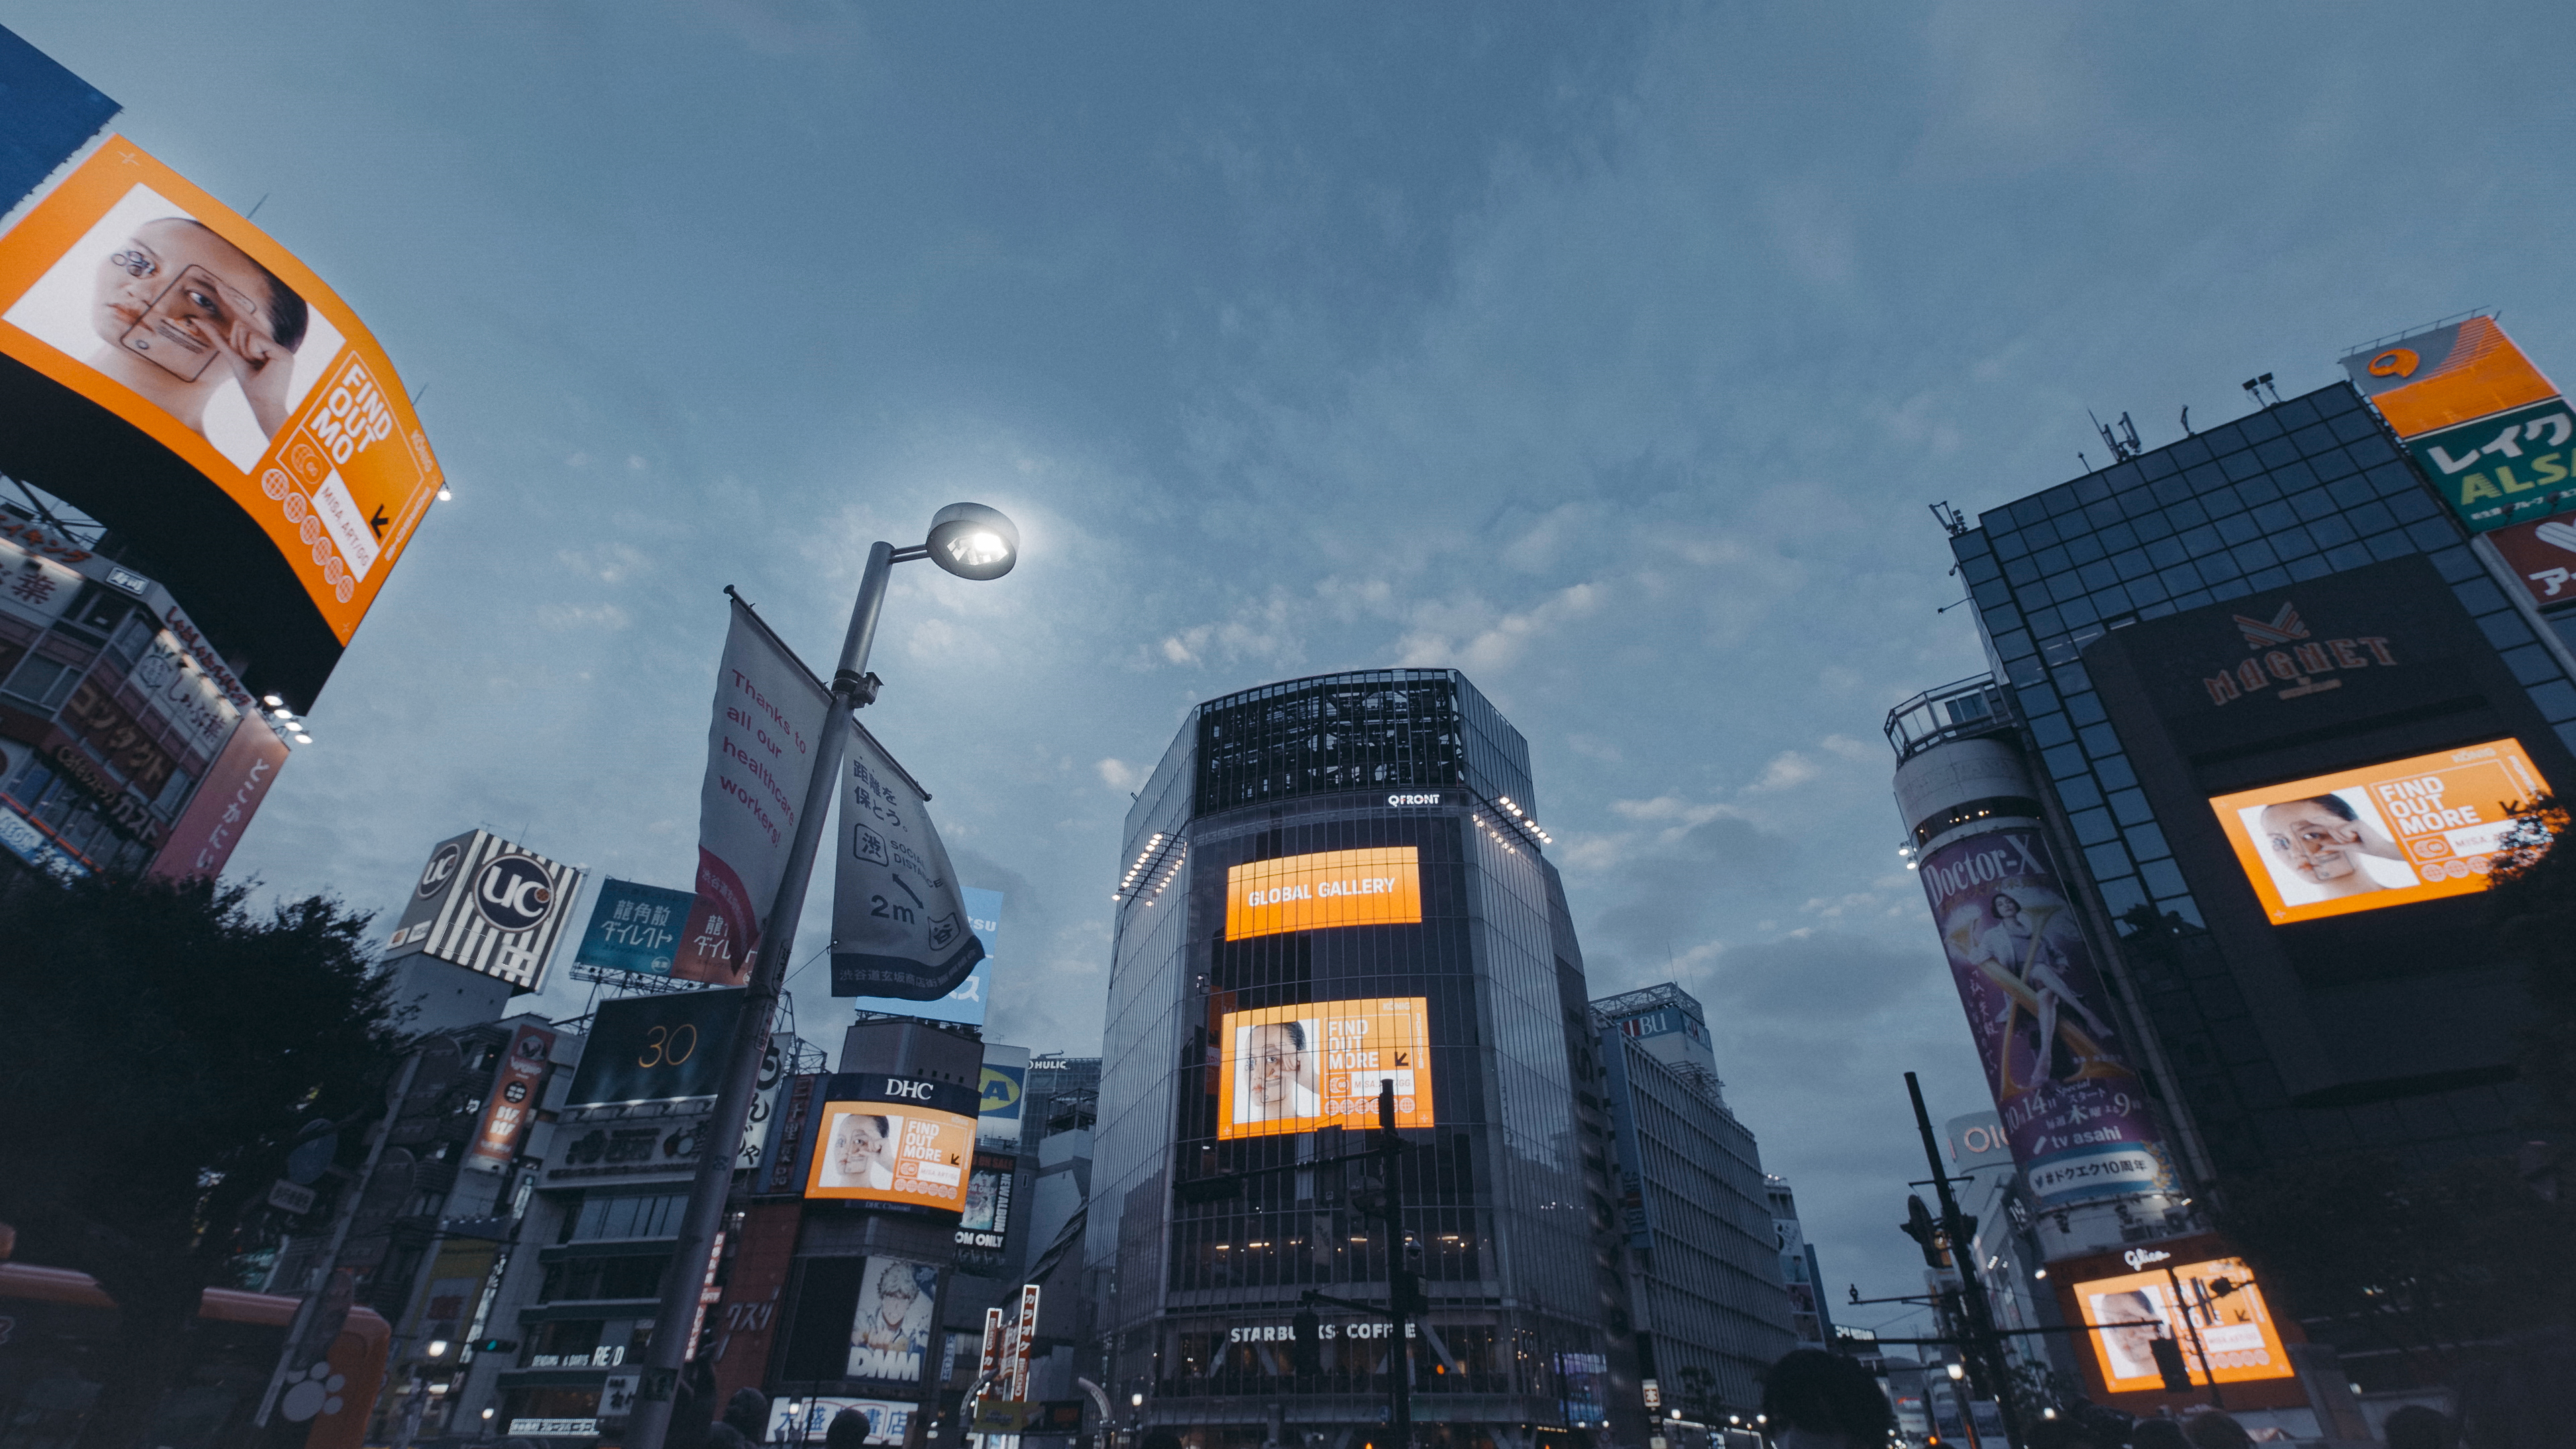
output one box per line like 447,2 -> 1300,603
464,1024 -> 555,1172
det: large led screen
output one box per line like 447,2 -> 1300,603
1225,847 -> 1421,941
2209,739 -> 2548,924
0,138 -> 442,688
2072,1254 -> 2292,1395
845,1255 -> 941,1383
806,1074 -> 978,1214
1216,998 -> 1435,1140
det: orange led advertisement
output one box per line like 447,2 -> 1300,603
805,1073 -> 980,1215
1225,847 -> 1421,941
0,136 -> 442,651
2209,739 -> 2548,925
1216,998 -> 1435,1140
2072,1253 -> 2294,1395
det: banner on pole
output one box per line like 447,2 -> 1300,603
829,720 -> 985,998
674,597 -> 833,984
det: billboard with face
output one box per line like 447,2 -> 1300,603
0,138 -> 443,700
806,1073 -> 979,1214
1215,998 -> 1435,1140
1915,828 -> 2176,1204
2070,1252 -> 2294,1396
846,1255 -> 941,1383
1225,847 -> 1421,940
2208,740 -> 2548,925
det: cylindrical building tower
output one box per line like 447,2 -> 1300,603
1887,682 -> 2196,1263
1087,669 -> 1642,1449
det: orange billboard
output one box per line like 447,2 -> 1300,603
2343,315 -> 2559,439
806,1083 -> 978,1216
2208,739 -> 2548,925
0,137 -> 441,661
1225,847 -> 1421,941
2071,1252 -> 2294,1395
1216,998 -> 1435,1140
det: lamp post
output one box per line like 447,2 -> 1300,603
625,504 -> 1021,1449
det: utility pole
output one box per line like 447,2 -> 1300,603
1294,1080 -> 1417,1449
1904,1072 -> 2023,1449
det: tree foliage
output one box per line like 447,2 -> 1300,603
0,873 -> 403,1449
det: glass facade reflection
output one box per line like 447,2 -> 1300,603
1089,672 -> 1640,1449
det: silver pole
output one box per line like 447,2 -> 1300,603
627,544 -> 898,1449
252,1049 -> 426,1426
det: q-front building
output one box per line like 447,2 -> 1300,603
1088,670 -> 1645,1449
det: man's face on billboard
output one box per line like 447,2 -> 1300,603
2260,800 -> 2365,883
1248,1022 -> 1309,1115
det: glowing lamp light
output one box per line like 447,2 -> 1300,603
1130,1393 -> 1145,1408
1946,1362 -> 1965,1381
926,502 -> 1019,581
437,486 -> 454,501
427,1338 -> 449,1357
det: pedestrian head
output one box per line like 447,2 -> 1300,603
824,1408 -> 871,1449
2129,1419 -> 2189,1449
2180,1409 -> 2251,1449
1760,1348 -> 1893,1449
725,1388 -> 771,1439
2382,1405 -> 2455,1449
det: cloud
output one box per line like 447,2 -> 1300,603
1095,758 -> 1145,793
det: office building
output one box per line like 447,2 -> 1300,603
1758,1179 -> 1831,1354
1592,984 -> 1796,1421
1888,319 -> 2576,1413
1089,669 -> 1644,1449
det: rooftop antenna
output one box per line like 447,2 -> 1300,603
2089,411 -> 2133,463
2180,405 -> 2194,437
1927,501 -> 1969,537
2241,373 -> 2280,407
2078,450 -> 2092,472
2119,412 -> 2143,457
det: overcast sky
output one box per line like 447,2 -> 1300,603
17,1 -> 2575,1330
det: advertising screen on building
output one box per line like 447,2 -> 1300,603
1914,828 -> 2172,1203
1225,847 -> 1421,941
2072,1253 -> 2294,1395
845,1255 -> 941,1383
0,138 -> 443,700
806,1073 -> 979,1214
955,1149 -> 1017,1265
2208,739 -> 2548,925
564,990 -> 749,1107
1215,998 -> 1435,1140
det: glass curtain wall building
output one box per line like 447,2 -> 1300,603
1089,670 -> 1643,1449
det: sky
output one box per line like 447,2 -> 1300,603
14,0 -> 2576,1332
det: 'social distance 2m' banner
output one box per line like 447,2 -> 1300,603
675,596 -> 830,985
1215,998 -> 1435,1141
829,720 -> 985,1000
2208,739 -> 2548,925
805,1072 -> 979,1214
2072,1254 -> 2294,1395
2341,315 -> 2573,534
1224,847 -> 1422,941
846,885 -> 1000,1025
1915,828 -> 2174,1205
0,138 -> 443,682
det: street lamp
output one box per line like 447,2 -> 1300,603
625,504 -> 1022,1449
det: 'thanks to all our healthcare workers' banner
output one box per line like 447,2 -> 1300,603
828,722 -> 985,1000
674,596 -> 831,985
1915,827 -> 2177,1205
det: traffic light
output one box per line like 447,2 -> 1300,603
1291,1308 -> 1324,1375
2149,1335 -> 2193,1393
1900,1195 -> 1947,1268
1371,1077 -> 1399,1152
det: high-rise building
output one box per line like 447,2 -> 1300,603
1089,668 -> 1643,1449
1888,318 -> 2576,1419
1591,984 -> 1795,1421
1758,1178 -> 1832,1353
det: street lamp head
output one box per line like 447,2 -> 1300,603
1946,1362 -> 1965,1380
426,1339 -> 449,1358
1130,1393 -> 1145,1408
926,502 -> 1019,581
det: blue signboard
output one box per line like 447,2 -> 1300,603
574,877 -> 696,977
847,886 -> 1000,1026
0,26 -> 120,217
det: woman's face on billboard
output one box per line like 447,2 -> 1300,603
1248,1022 -> 1310,1114
87,218 -> 285,429
2261,800 -> 2372,886
837,1114 -> 892,1176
